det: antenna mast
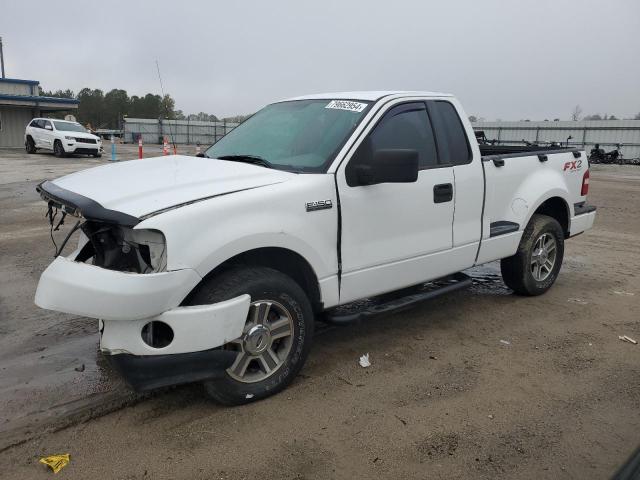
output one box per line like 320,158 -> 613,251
155,59 -> 176,151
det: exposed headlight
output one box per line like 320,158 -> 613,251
78,223 -> 167,273
64,136 -> 75,141
124,228 -> 167,272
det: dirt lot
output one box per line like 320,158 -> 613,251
0,146 -> 638,479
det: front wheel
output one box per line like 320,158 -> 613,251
500,214 -> 565,296
25,137 -> 37,154
53,140 -> 66,158
185,267 -> 315,405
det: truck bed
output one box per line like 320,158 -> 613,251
479,144 -> 575,157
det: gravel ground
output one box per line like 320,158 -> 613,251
0,147 -> 638,479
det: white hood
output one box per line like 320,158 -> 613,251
65,131 -> 100,141
50,155 -> 294,218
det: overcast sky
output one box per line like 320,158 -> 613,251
2,0 -> 639,119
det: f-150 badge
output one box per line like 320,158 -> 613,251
305,200 -> 333,212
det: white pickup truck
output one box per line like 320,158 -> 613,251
35,91 -> 596,404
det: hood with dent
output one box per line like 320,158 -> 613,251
51,155 -> 294,218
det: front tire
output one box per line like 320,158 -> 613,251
501,214 -> 565,296
53,140 -> 66,158
25,136 -> 37,154
185,267 -> 315,405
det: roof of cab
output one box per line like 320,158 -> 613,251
282,91 -> 452,102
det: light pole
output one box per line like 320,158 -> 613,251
0,36 -> 6,78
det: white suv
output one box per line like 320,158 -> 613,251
25,118 -> 103,158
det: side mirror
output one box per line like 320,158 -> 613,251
354,149 -> 419,186
45,125 -> 53,131
195,153 -> 205,158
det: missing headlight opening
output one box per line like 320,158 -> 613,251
75,221 -> 167,273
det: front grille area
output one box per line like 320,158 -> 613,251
75,137 -> 97,144
73,148 -> 98,155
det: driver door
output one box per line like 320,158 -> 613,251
337,101 -> 455,303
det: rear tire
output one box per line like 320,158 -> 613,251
185,267 -> 315,405
53,140 -> 66,158
25,136 -> 37,154
500,214 -> 564,296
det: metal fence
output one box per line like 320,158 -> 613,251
123,118 -> 240,145
471,120 -> 640,160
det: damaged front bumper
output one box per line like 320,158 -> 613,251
35,256 -> 250,391
35,256 -> 201,321
108,349 -> 238,391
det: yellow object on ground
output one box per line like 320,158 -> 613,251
39,454 -> 70,474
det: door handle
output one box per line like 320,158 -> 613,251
433,183 -> 453,203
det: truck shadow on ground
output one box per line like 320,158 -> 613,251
117,265 -> 516,421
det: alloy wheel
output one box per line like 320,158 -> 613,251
530,233 -> 557,281
226,299 -> 294,383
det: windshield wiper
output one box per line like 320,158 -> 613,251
217,154 -> 273,169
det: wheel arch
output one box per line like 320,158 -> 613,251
183,247 -> 323,313
529,195 -> 570,238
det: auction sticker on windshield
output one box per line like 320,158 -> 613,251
325,100 -> 368,113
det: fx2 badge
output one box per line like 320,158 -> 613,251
305,200 -> 333,212
563,159 -> 583,172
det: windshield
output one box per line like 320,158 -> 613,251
53,121 -> 87,133
205,99 -> 371,172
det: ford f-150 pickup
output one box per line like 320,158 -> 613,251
34,91 -> 596,404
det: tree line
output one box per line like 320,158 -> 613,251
39,87 -> 250,129
569,105 -> 640,121
468,107 -> 640,123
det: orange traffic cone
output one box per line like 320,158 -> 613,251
162,137 -> 169,156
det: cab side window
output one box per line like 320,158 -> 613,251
42,120 -> 52,130
30,119 -> 42,128
427,101 -> 472,166
346,102 -> 437,185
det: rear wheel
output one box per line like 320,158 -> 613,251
53,140 -> 66,158
185,267 -> 314,405
25,136 -> 37,154
500,214 -> 564,296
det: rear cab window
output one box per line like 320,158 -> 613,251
427,101 -> 472,166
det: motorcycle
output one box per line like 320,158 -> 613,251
589,144 -> 622,164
